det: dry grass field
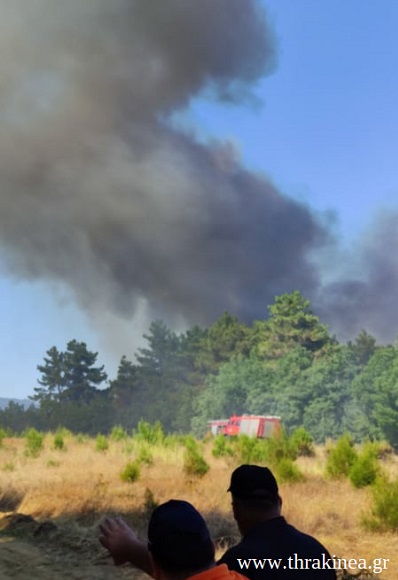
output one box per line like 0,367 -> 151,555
0,433 -> 397,579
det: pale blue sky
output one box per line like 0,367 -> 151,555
181,0 -> 398,238
1,0 -> 398,399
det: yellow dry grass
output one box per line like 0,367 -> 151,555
0,435 -> 397,578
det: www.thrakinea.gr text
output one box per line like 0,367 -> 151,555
236,554 -> 390,575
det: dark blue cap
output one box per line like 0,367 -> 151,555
148,500 -> 214,571
228,464 -> 279,499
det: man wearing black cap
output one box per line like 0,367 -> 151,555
100,499 -> 248,580
219,465 -> 336,578
100,465 -> 336,579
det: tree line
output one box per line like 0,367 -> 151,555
1,291 -> 397,446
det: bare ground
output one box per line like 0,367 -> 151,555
0,513 -> 143,580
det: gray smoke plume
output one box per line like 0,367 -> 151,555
1,0 -> 395,342
316,211 -> 398,343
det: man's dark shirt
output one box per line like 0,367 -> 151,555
218,517 -> 336,579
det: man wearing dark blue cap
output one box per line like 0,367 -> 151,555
219,465 -> 336,579
100,465 -> 336,579
100,499 -> 248,580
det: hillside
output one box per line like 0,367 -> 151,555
0,398 -> 33,410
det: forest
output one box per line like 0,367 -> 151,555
1,291 -> 397,446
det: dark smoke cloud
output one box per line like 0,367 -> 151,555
316,211 -> 398,343
1,1 -> 395,342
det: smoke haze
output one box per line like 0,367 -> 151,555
0,0 -> 397,343
316,211 -> 398,342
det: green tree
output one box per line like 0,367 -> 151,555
353,345 -> 398,447
178,325 -> 209,387
265,346 -> 313,432
33,341 -> 107,405
105,322 -> 209,433
137,321 -> 180,376
170,326 -> 214,432
136,321 -> 181,427
32,346 -> 65,402
134,320 -> 200,431
0,401 -> 37,433
108,355 -> 140,409
257,291 -> 331,359
348,329 -> 377,366
194,312 -> 254,375
61,340 -> 107,403
300,345 -> 362,441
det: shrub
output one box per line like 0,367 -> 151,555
325,434 -> 357,479
184,449 -> 209,478
135,420 -> 164,445
362,477 -> 398,532
349,455 -> 378,489
212,435 -> 235,458
232,432 -> 296,466
263,432 -> 297,463
183,438 -> 209,478
0,428 -> 7,448
235,436 -> 267,464
53,432 -> 65,451
110,425 -> 128,441
183,434 -> 199,450
240,436 -> 259,463
276,458 -> 305,484
178,434 -> 199,449
137,445 -> 154,466
24,428 -> 44,458
162,434 -> 180,449
95,434 -> 109,452
54,427 -> 72,438
120,461 -> 140,483
289,427 -> 314,457
143,488 -> 159,517
349,444 -> 380,488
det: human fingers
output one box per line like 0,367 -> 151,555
99,517 -> 120,549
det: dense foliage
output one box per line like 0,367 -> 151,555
1,291 -> 398,446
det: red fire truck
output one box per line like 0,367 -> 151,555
209,414 -> 281,438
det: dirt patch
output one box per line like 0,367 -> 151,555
0,513 -> 144,579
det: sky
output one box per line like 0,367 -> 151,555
1,0 -> 398,400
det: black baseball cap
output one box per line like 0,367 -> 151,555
148,500 -> 214,571
228,464 -> 279,499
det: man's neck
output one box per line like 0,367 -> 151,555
239,509 -> 282,535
